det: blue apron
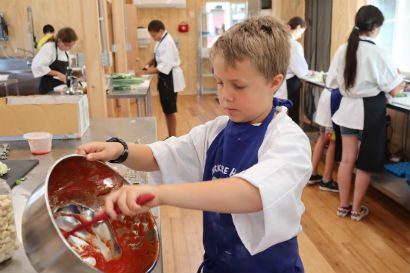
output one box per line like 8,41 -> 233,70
199,99 -> 303,273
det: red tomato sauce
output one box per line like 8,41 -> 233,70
48,158 -> 159,273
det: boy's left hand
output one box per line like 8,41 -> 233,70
104,184 -> 160,219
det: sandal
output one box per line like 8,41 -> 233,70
337,205 -> 352,217
351,206 -> 369,221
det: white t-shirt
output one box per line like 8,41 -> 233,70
31,42 -> 71,78
331,37 -> 403,129
154,31 -> 185,92
148,107 -> 312,255
275,38 -> 309,99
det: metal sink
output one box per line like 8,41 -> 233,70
0,57 -> 40,96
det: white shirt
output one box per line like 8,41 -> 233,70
148,107 -> 312,255
314,47 -> 342,128
275,38 -> 309,99
31,42 -> 71,78
154,31 -> 185,92
332,37 -> 403,129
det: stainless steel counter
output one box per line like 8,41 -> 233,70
0,117 -> 163,273
107,75 -> 153,117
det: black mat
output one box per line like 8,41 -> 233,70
0,159 -> 39,188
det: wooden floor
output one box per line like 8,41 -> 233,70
116,95 -> 410,273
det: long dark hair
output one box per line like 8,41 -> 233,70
344,5 -> 384,89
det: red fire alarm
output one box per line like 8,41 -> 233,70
178,22 -> 189,33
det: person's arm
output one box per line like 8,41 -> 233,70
48,69 -> 66,83
31,43 -> 55,78
103,177 -> 262,219
31,43 -> 66,82
144,58 -> 154,68
76,142 -> 159,171
289,41 -> 309,78
389,82 -> 404,97
136,67 -> 159,76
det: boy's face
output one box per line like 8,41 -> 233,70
149,30 -> 165,42
213,54 -> 283,124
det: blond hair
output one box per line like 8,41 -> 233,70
210,16 -> 290,81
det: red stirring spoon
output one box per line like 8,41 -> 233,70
61,193 -> 155,238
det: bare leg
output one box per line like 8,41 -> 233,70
165,113 -> 177,137
322,140 -> 336,181
337,135 -> 359,207
352,169 -> 371,212
311,132 -> 326,175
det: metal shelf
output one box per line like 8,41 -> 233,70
371,171 -> 410,211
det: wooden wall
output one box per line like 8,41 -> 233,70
0,0 -> 84,56
330,0 -> 366,57
272,0 -> 305,24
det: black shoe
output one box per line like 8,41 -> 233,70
319,179 -> 339,192
308,174 -> 322,185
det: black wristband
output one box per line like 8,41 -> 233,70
106,137 -> 129,163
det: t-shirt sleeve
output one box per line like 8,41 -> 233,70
31,42 -> 54,78
374,49 -> 403,93
148,116 -> 228,184
232,113 -> 312,255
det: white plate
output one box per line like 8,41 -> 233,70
53,84 -> 67,92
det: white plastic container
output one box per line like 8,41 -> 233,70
0,74 -> 9,81
23,132 -> 53,155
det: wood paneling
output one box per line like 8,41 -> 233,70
126,4 -> 139,71
0,0 -> 84,56
331,0 -> 366,57
272,0 -> 305,24
80,0 -> 107,118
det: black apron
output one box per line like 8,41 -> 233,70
337,39 -> 387,172
38,42 -> 69,94
154,32 -> 177,114
287,75 -> 301,124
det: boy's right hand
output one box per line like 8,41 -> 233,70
76,141 -> 124,162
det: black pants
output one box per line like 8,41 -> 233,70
287,76 -> 301,124
158,71 -> 177,114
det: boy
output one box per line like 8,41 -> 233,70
37,24 -> 55,50
136,20 -> 185,138
78,16 -> 311,273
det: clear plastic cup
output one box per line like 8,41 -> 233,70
23,132 -> 53,155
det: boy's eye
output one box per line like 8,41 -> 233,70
234,85 -> 245,90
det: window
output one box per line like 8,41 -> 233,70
204,2 -> 248,47
369,0 -> 410,72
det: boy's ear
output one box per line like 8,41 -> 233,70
270,74 -> 284,93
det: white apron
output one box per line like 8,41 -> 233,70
172,66 -> 185,92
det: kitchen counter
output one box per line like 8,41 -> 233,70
107,75 -> 153,117
0,117 -> 163,273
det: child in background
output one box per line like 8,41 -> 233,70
136,20 -> 185,138
275,16 -> 309,125
308,53 -> 344,192
78,16 -> 311,273
37,24 -> 55,50
331,5 -> 404,220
